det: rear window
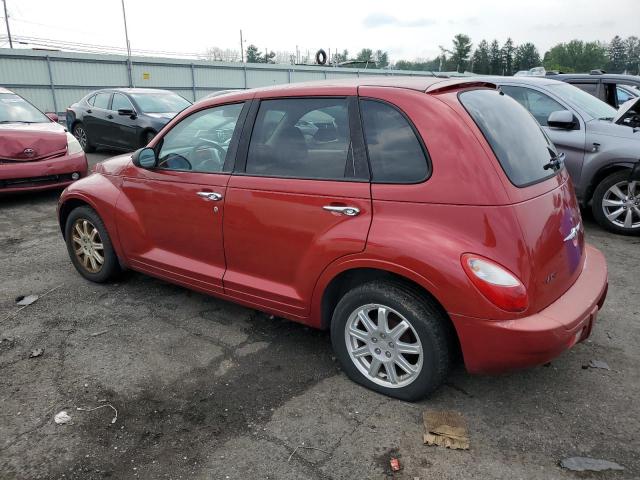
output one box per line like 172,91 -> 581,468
459,89 -> 558,187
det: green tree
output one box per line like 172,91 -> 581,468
501,38 -> 515,76
356,48 -> 374,63
625,36 -> 640,74
246,44 -> 263,63
608,35 -> 627,73
374,49 -> 389,68
334,49 -> 349,63
470,39 -> 490,74
450,34 -> 473,73
543,40 -> 606,72
489,40 -> 502,75
513,43 -> 541,71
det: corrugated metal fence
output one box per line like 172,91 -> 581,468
0,48 -> 439,115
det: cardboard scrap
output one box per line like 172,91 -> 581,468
423,410 -> 469,450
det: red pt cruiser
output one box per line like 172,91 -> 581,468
1,87 -> 88,193
57,78 -> 608,400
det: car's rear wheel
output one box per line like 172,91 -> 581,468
73,123 -> 95,153
330,281 -> 452,401
65,206 -> 120,282
592,170 -> 640,235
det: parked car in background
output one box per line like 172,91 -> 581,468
548,71 -> 640,108
66,88 -> 191,152
1,87 -> 87,193
485,76 -> 640,235
58,77 -> 608,400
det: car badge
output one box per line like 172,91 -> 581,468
23,148 -> 36,158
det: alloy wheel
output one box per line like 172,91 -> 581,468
602,180 -> 640,229
71,219 -> 105,273
344,303 -> 423,388
74,126 -> 88,149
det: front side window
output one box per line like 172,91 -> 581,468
500,86 -> 566,126
93,93 -> 111,110
547,83 -> 617,120
246,98 -> 352,180
86,95 -> 96,106
111,93 -> 135,112
157,103 -> 244,173
460,89 -> 559,188
0,93 -> 49,123
359,99 -> 429,183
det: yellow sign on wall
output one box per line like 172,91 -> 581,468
142,72 -> 150,80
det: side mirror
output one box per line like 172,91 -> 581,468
118,108 -> 136,118
132,147 -> 157,169
630,160 -> 640,181
547,110 -> 577,130
45,112 -> 59,123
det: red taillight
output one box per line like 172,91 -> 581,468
461,253 -> 528,312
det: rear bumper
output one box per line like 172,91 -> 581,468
0,152 -> 88,193
452,244 -> 608,374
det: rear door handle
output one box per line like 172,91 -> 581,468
107,114 -> 114,119
322,205 -> 360,216
197,191 -> 223,201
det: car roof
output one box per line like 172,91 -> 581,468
550,73 -> 640,83
472,75 -> 567,86
0,86 -> 14,94
89,88 -> 175,95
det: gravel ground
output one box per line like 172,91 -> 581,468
1,150 -> 639,479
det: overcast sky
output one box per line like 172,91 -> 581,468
2,0 -> 638,61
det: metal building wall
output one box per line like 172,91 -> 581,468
0,48 -> 438,114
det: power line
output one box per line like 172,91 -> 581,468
2,0 -> 12,48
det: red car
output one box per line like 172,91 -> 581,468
1,87 -> 88,193
57,77 -> 608,400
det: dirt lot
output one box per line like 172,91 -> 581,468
1,151 -> 639,480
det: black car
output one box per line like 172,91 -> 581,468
548,71 -> 640,108
66,88 -> 191,152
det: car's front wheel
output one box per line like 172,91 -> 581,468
73,123 -> 96,153
330,281 -> 452,401
65,206 -> 120,282
592,170 -> 640,235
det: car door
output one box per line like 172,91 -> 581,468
108,93 -> 139,149
501,85 -> 586,185
84,91 -> 112,145
222,96 -> 372,317
117,101 -> 248,294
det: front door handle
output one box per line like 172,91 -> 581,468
107,114 -> 114,119
197,191 -> 223,201
322,205 -> 360,216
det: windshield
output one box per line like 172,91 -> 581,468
0,93 -> 49,123
547,83 -> 617,120
129,92 -> 191,114
460,89 -> 559,188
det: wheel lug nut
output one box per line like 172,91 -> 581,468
388,342 -> 394,348
385,351 -> 392,358
375,348 -> 381,354
380,333 -> 386,339
371,337 -> 378,343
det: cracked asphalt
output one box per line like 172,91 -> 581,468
1,151 -> 639,479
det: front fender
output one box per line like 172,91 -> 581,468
58,173 -> 125,263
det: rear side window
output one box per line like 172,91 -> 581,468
360,100 -> 429,183
460,89 -> 558,188
500,86 -> 565,126
571,82 -> 598,96
246,98 -> 352,180
93,93 -> 111,110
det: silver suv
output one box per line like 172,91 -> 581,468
484,76 -> 640,235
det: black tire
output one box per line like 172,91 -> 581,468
65,206 -> 120,283
330,280 -> 452,401
72,123 -> 96,153
592,170 -> 640,236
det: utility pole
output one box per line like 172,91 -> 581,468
120,0 -> 133,87
2,0 -> 13,48
239,29 -> 244,63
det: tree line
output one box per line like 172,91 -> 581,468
214,35 -> 640,76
